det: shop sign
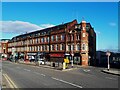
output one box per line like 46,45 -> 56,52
50,54 -> 64,57
27,53 -> 36,55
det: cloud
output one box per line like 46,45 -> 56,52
40,24 -> 55,28
109,22 -> 116,27
95,30 -> 100,35
0,21 -> 55,34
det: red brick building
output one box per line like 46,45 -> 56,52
0,39 -> 9,54
7,19 -> 96,66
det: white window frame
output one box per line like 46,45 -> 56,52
83,33 -> 86,37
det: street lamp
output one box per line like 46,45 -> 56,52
71,52 -> 74,68
106,51 -> 111,71
88,56 -> 91,66
69,31 -> 74,68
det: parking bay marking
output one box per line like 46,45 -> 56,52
51,77 -> 83,88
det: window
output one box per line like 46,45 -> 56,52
40,46 -> 42,51
83,33 -> 85,37
51,36 -> 54,41
38,38 -> 40,43
35,46 -> 37,51
51,45 -> 52,50
51,45 -> 54,51
41,38 -> 44,43
82,43 -> 87,51
83,27 -> 85,30
56,44 -> 59,50
47,37 -> 49,42
71,44 -> 74,50
68,35 -> 70,41
60,44 -> 62,50
77,44 -> 80,50
30,40 -> 31,44
75,25 -> 78,29
61,35 -> 64,40
32,39 -> 34,44
37,46 -> 39,51
75,25 -> 81,29
62,44 -> 64,50
47,45 -> 49,51
68,45 -> 71,51
38,33 -> 40,36
71,34 -> 74,41
56,35 -> 58,41
77,35 -> 80,40
42,45 -> 44,51
44,45 -> 46,51
44,37 -> 46,42
60,44 -> 64,50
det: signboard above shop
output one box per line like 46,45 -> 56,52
50,53 -> 64,57
27,53 -> 36,56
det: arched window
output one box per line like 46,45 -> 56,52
82,43 -> 86,51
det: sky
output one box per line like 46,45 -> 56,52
1,2 -> 118,51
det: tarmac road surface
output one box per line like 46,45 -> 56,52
2,61 -> 119,88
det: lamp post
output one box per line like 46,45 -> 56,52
106,51 -> 111,71
88,56 -> 91,66
71,52 -> 74,68
69,31 -> 74,68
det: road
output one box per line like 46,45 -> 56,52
2,61 -> 119,88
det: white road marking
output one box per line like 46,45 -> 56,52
40,74 -> 46,76
24,69 -> 30,72
51,77 -> 83,88
105,77 -> 117,80
34,72 -> 46,76
83,69 -> 90,72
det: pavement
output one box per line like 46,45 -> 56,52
18,60 -> 80,71
18,60 -> 63,70
102,68 -> 120,76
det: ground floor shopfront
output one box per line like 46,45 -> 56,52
7,51 -> 91,66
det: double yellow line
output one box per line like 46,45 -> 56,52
3,74 -> 18,88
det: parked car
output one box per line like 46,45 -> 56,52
38,60 -> 45,65
36,52 -> 46,65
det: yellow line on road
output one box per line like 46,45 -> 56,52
3,74 -> 18,88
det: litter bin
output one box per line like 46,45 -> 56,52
52,62 -> 55,67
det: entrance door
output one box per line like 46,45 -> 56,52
74,56 -> 81,65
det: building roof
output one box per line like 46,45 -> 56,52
11,19 -> 77,41
0,39 -> 10,42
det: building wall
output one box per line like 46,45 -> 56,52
0,40 -> 9,54
7,20 -> 96,66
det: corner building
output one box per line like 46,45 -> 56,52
7,19 -> 96,66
